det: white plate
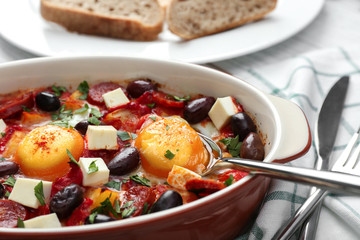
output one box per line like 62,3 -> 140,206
0,0 -> 324,64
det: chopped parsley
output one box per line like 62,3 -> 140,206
34,181 -> 46,206
166,125 -> 170,131
77,81 -> 89,100
167,95 -> 190,102
104,180 -> 121,191
129,175 -> 151,187
3,175 -> 16,187
114,199 -> 121,214
67,149 -> 80,167
117,131 -> 131,141
51,105 -> 73,128
73,104 -> 89,114
90,108 -> 103,118
21,105 -> 31,112
122,200 -> 134,209
88,212 -> 97,224
224,174 -> 234,187
219,135 -> 242,157
149,116 -> 156,121
17,218 -> 24,228
91,196 -> 119,219
121,200 -> 136,218
52,85 -> 67,97
4,191 -> 10,198
122,206 -> 137,218
146,103 -> 156,108
164,150 -> 175,160
142,202 -> 149,215
88,160 -> 99,174
88,116 -> 101,125
117,131 -> 137,141
1,132 -> 5,137
0,157 -> 6,161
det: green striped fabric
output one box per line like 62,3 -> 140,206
213,47 -> 360,240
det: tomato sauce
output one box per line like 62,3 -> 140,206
0,79 -> 263,228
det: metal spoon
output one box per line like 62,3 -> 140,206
198,133 -> 360,195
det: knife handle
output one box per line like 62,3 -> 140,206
299,204 -> 322,240
271,188 -> 327,240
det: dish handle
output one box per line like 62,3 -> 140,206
267,95 -> 312,163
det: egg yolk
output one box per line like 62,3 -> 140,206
15,125 -> 84,181
135,117 -> 209,178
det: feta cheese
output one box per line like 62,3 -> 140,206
23,213 -> 61,228
102,88 -> 129,109
9,178 -> 52,209
208,97 -> 238,130
79,157 -> 109,186
0,119 -> 6,137
167,165 -> 202,190
86,125 -> 118,150
191,121 -> 220,138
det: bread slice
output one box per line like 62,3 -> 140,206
40,0 -> 164,41
158,0 -> 171,9
166,0 -> 277,40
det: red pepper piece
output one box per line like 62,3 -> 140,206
217,169 -> 249,183
0,91 -> 34,119
185,178 -> 225,197
88,82 -> 123,105
0,200 -> 28,228
152,91 -> 185,108
51,163 -> 83,197
65,198 -> 93,226
121,186 -> 155,217
27,205 -> 50,220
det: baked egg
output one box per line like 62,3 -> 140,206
135,117 -> 208,178
15,125 -> 84,181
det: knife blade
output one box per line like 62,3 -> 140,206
272,76 -> 349,240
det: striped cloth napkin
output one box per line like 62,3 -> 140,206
213,47 -> 360,240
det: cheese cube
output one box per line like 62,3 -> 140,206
167,165 -> 202,190
23,213 -> 61,228
79,157 -> 109,186
191,121 -> 220,138
208,97 -> 238,130
0,119 -> 6,137
86,125 -> 119,150
102,88 -> 130,109
9,178 -> 52,209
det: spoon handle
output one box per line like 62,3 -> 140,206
222,158 -> 360,195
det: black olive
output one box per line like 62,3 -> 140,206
231,112 -> 257,141
50,184 -> 84,219
150,190 -> 183,213
126,80 -> 157,98
85,214 -> 116,224
0,161 -> 19,177
240,132 -> 265,160
74,120 -> 93,135
183,97 -> 215,124
108,147 -> 140,175
35,92 -> 61,112
0,183 -> 5,198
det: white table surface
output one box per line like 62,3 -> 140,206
1,0 -> 359,239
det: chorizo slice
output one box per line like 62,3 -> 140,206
0,200 -> 27,228
0,91 -> 34,119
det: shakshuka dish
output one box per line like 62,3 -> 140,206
0,79 -> 264,228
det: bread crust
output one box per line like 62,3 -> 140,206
166,0 -> 277,40
40,0 -> 164,41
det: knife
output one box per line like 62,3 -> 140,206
272,76 -> 350,240
298,76 -> 349,239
